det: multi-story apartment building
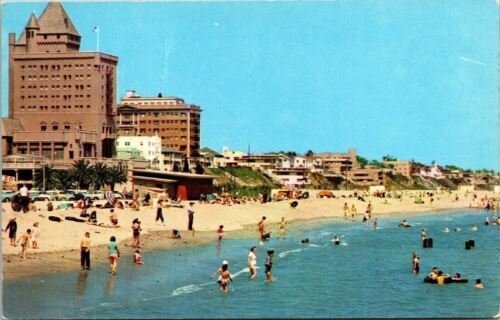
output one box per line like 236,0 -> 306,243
314,148 -> 358,172
116,90 -> 201,158
116,135 -> 161,162
383,160 -> 413,176
347,167 -> 388,186
6,2 -> 118,161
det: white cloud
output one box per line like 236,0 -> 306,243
459,56 -> 486,66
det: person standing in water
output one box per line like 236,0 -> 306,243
80,231 -> 91,270
421,229 -> 427,241
108,236 -> 120,275
412,252 -> 420,274
248,247 -> 257,279
373,218 -> 378,230
217,225 -> 224,243
218,264 -> 233,293
265,250 -> 274,283
258,216 -> 266,242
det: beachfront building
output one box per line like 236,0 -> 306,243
116,90 -> 202,158
160,147 -> 185,171
6,2 -> 118,161
116,135 -> 161,163
218,147 -> 246,167
383,160 -> 413,176
267,168 -> 308,187
347,167 -> 388,186
130,169 -> 215,200
198,147 -> 224,168
314,149 -> 358,173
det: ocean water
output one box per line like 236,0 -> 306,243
3,209 -> 499,319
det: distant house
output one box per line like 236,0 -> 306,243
419,165 -> 443,179
198,147 -> 224,168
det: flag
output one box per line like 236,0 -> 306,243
93,26 -> 99,32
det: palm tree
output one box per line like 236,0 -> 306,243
305,150 -> 314,157
92,162 -> 110,190
56,170 -> 75,190
33,164 -> 58,190
108,164 -> 128,191
71,160 -> 94,189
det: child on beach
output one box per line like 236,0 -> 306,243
133,250 -> 144,265
217,225 -> 224,242
343,203 -> 349,220
17,229 -> 32,259
279,217 -> 287,238
171,229 -> 182,239
31,222 -> 39,249
108,236 -> 120,275
109,209 -> 118,226
5,217 -> 17,246
265,250 -> 274,283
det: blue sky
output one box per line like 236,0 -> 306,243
2,0 -> 497,170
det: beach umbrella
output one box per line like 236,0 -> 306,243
105,191 -> 116,205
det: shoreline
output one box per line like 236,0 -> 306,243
2,207 -> 485,282
3,190 -> 496,281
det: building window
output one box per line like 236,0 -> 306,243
41,125 -> 47,132
125,142 -> 130,146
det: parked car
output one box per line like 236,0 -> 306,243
83,190 -> 104,200
1,190 -> 18,202
32,192 -> 54,201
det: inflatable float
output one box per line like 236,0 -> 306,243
423,276 -> 468,284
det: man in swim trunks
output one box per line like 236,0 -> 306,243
258,216 -> 266,241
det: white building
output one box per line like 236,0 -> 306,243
116,135 -> 162,162
419,165 -> 443,179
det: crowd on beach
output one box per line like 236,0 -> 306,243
3,184 -> 499,294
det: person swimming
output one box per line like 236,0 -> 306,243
399,220 -> 410,228
443,227 -> 449,233
333,235 -> 340,245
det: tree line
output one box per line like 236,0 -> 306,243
33,160 -> 128,191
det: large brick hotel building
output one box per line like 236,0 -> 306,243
5,1 -> 118,160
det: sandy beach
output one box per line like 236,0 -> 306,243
2,190 -> 495,281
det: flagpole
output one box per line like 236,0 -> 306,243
93,26 -> 100,52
